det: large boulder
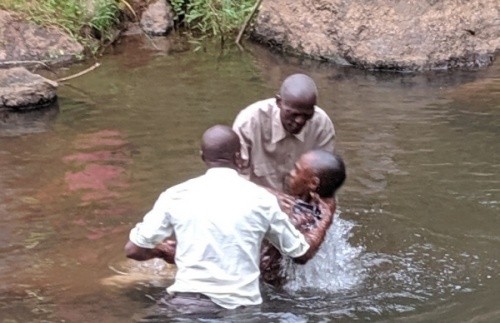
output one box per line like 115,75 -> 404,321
140,0 -> 174,36
0,67 -> 58,111
0,10 -> 84,67
251,0 -> 499,71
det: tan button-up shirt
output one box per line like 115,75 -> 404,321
232,98 -> 335,190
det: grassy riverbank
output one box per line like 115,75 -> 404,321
1,0 -> 259,53
170,0 -> 256,46
1,0 -> 122,52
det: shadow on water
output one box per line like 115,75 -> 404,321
0,102 -> 59,137
0,35 -> 499,322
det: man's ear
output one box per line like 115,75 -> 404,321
308,175 -> 320,192
200,150 -> 206,162
275,94 -> 282,108
234,151 -> 242,170
235,151 -> 250,171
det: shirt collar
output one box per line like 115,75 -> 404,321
205,167 -> 238,177
270,101 -> 306,144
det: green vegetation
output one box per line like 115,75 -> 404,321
170,0 -> 256,50
0,0 -> 126,53
0,0 -> 259,53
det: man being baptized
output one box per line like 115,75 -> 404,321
260,149 -> 346,287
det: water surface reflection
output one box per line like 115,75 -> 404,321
0,37 -> 498,322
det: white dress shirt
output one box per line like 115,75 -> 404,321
129,167 -> 310,309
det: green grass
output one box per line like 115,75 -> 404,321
170,0 -> 256,50
1,0 -> 259,53
0,0 -> 122,53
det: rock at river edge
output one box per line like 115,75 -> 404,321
0,67 -> 58,111
0,10 -> 84,67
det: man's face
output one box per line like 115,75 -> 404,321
286,156 -> 315,198
277,97 -> 315,135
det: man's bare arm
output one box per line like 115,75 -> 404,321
124,239 -> 176,264
291,194 -> 335,264
266,188 -> 336,265
293,203 -> 334,264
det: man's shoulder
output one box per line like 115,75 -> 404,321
240,176 -> 273,193
234,98 -> 275,122
309,105 -> 335,133
237,177 -> 281,203
160,175 -> 205,197
233,98 -> 275,138
313,105 -> 333,122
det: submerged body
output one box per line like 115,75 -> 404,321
260,189 -> 336,287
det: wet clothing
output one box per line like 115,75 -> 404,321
232,98 -> 335,190
129,167 -> 310,309
159,292 -> 224,315
260,189 -> 336,287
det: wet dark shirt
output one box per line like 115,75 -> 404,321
260,189 -> 335,287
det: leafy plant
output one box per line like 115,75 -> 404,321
88,0 -> 120,41
170,0 -> 256,50
0,0 -> 125,54
1,0 -> 258,54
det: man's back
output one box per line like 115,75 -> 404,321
159,168 -> 308,308
125,125 -> 329,313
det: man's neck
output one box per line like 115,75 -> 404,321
298,192 -> 312,203
205,161 -> 237,170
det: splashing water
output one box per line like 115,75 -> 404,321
284,212 -> 366,292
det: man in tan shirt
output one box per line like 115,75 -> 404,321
232,73 -> 335,190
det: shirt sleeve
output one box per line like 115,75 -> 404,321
315,107 -> 336,152
129,191 -> 174,249
232,111 -> 253,177
265,198 -> 310,258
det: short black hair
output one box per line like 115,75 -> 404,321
201,125 -> 240,164
308,150 -> 346,198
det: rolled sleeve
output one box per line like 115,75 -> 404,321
315,108 -> 336,152
232,114 -> 252,172
129,193 -> 174,249
266,202 -> 310,258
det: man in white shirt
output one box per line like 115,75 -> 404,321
124,125 -> 334,314
232,73 -> 335,191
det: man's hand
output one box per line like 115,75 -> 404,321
155,239 -> 176,264
124,239 -> 176,264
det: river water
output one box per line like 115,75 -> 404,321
1,36 -> 499,322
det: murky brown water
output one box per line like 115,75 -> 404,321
1,36 -> 499,322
